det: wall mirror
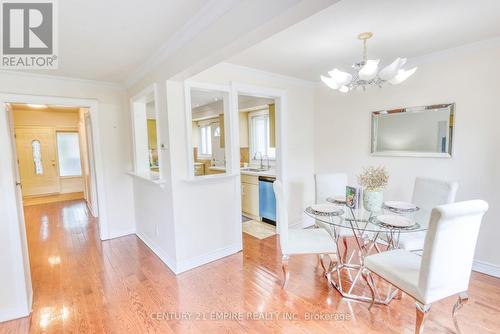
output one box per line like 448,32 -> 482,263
131,84 -> 161,179
189,87 -> 229,177
371,103 -> 455,158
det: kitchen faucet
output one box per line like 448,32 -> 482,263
254,152 -> 264,169
263,155 -> 270,170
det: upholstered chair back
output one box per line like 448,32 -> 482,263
412,177 -> 458,222
418,200 -> 488,304
273,180 -> 289,254
315,173 -> 348,204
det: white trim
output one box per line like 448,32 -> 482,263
0,104 -> 32,322
127,171 -> 166,187
175,243 -> 241,274
0,69 -> 123,89
135,231 -> 177,274
124,0 -> 240,88
472,259 -> 500,278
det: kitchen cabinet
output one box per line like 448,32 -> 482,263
194,163 -> 204,176
241,174 -> 259,219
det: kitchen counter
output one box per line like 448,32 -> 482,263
207,166 -> 276,178
240,169 -> 276,178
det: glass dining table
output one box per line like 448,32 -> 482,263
304,198 -> 429,304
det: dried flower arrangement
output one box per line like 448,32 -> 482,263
357,166 -> 389,191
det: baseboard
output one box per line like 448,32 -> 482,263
472,260 -> 500,278
135,231 -> 177,274
175,243 -> 242,274
0,306 -> 30,324
289,213 -> 315,229
105,228 -> 136,240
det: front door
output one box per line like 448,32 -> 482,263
15,127 -> 60,196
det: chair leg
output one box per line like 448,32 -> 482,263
452,292 -> 469,334
281,255 -> 290,289
395,289 -> 403,300
362,268 -> 376,310
342,236 -> 349,263
319,254 -> 327,275
415,302 -> 431,334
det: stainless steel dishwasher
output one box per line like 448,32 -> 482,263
258,176 -> 276,225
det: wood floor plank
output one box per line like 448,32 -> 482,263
1,199 -> 499,333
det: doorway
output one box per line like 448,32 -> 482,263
235,87 -> 285,242
8,103 -> 96,210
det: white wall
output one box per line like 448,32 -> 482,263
0,72 -> 135,321
314,45 -> 500,275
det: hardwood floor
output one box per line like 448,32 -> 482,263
1,200 -> 500,333
23,192 -> 84,206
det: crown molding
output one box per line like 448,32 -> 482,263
123,0 -> 241,89
0,69 -> 125,89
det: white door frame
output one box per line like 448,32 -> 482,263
231,83 -> 287,246
0,93 -> 110,240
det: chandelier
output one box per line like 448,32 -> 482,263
320,32 -> 417,93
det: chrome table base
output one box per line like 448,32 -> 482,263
323,209 -> 402,305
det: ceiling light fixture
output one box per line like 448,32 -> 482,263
27,104 -> 48,109
321,32 -> 417,93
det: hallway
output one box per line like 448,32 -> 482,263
2,200 -> 500,333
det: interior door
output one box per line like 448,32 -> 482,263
15,127 -> 60,196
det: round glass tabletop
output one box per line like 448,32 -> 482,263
305,204 -> 429,234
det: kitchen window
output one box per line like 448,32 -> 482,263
199,124 -> 212,157
249,111 -> 276,161
56,132 -> 82,177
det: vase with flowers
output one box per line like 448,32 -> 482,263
358,166 -> 389,212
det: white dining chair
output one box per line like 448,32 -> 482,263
314,173 -> 351,262
398,177 -> 459,251
273,180 -> 337,289
363,200 -> 488,334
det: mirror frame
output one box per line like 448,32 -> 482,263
371,103 -> 455,158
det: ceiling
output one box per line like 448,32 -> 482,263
30,0 -> 207,83
229,0 -> 500,82
191,90 -> 224,108
191,91 -> 274,109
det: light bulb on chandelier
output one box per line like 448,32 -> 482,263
320,32 -> 417,93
